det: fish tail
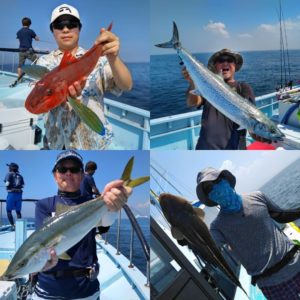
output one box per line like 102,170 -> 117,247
120,157 -> 150,187
155,21 -> 181,49
68,97 -> 105,135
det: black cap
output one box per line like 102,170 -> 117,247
6,162 -> 19,169
52,150 -> 83,172
196,167 -> 236,206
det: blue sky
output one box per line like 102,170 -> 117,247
0,0 -> 149,62
0,150 -> 149,218
151,0 -> 300,55
151,150 -> 300,202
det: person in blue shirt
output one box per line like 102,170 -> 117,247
31,150 -> 131,300
4,162 -> 24,230
81,161 -> 101,199
11,17 -> 40,87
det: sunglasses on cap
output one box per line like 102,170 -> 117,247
215,56 -> 235,64
52,20 -> 80,30
56,166 -> 82,174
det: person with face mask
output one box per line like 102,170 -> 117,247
196,167 -> 300,300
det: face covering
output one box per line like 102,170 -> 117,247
208,179 -> 242,212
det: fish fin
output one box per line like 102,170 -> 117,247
22,65 -> 50,79
121,157 -> 134,182
56,203 -> 71,215
59,51 -> 78,70
171,226 -> 185,240
193,207 -> 205,220
189,89 -> 202,96
68,97 -> 105,135
58,252 -> 72,260
155,21 -> 181,49
126,176 -> 150,188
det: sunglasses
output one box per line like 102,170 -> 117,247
56,166 -> 82,174
216,56 -> 235,64
52,20 -> 80,30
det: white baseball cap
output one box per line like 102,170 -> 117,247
50,4 -> 80,24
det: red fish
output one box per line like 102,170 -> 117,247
25,23 -> 113,114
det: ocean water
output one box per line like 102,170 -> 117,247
107,217 -> 149,275
1,62 -> 150,111
260,157 -> 300,226
151,50 -> 300,119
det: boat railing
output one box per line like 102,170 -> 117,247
150,92 -> 282,149
0,198 -> 150,286
103,204 -> 150,287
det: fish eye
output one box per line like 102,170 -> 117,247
46,89 -> 53,96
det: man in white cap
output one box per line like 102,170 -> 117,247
196,167 -> 300,299
37,4 -> 132,150
182,49 -> 263,150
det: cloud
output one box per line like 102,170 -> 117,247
258,23 -> 277,32
221,153 -> 300,194
204,20 -> 229,38
238,33 -> 253,39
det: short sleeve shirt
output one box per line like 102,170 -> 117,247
197,81 -> 255,150
36,47 -> 122,150
16,28 -> 36,49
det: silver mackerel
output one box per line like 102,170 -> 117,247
155,22 -> 284,142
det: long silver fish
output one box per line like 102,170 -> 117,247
159,193 -> 249,298
155,22 -> 284,142
1,157 -> 149,280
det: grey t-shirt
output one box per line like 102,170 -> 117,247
210,191 -> 300,288
196,81 -> 255,150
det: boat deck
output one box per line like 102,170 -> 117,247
0,70 -> 150,150
0,221 -> 149,300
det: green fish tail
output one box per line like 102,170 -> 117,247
127,176 -> 150,188
121,157 -> 134,181
68,97 -> 105,135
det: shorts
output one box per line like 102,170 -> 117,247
18,49 -> 37,67
6,192 -> 22,212
260,271 -> 300,300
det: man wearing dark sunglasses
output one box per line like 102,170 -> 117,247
196,167 -> 300,299
31,150 -> 131,300
36,4 -> 132,150
183,48 -> 268,150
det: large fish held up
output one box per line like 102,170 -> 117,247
24,23 -> 114,135
155,22 -> 284,142
1,157 -> 149,280
158,193 -> 248,298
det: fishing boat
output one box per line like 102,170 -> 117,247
150,161 -> 300,300
0,199 -> 150,300
0,50 -> 150,150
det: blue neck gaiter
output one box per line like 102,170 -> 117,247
208,179 -> 242,212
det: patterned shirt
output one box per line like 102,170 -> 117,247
37,47 -> 122,150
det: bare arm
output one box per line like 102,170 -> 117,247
96,29 -> 133,91
182,67 -> 203,107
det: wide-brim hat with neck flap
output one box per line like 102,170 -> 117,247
196,167 -> 236,207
